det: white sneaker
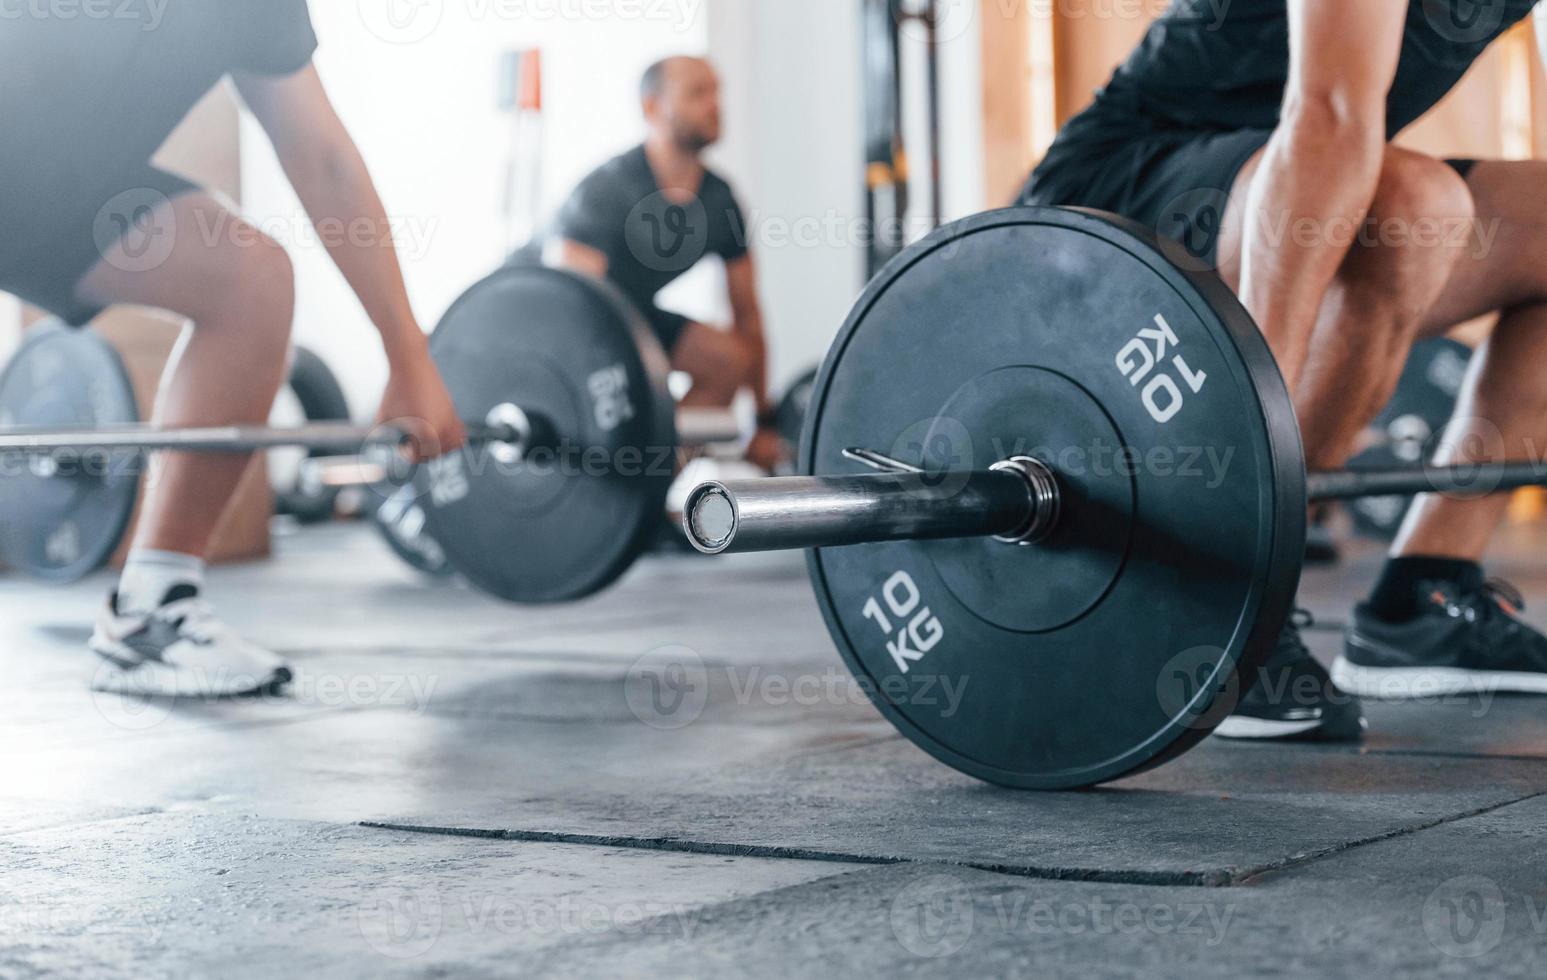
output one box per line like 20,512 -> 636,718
89,585 -> 292,698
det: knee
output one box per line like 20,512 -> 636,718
205,230 -> 296,354
240,233 -> 297,331
1340,152 -> 1475,306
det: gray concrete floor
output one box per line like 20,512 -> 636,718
5,520 -> 1547,977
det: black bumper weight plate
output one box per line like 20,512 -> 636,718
373,481 -> 454,579
0,323 -> 139,581
801,207 -> 1307,789
776,367 -> 819,452
418,266 -> 676,603
1346,338 -> 1472,541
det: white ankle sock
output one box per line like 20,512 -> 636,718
117,550 -> 206,616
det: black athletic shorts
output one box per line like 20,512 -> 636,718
0,167 -> 199,326
641,304 -> 691,354
1023,122 -> 1479,272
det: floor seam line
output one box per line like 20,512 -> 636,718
358,822 -> 1231,887
1231,789 -> 1547,885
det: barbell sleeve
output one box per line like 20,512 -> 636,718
683,457 -> 1058,555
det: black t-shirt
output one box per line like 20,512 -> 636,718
554,145 -> 749,312
0,0 -> 317,193
1083,0 -> 1538,137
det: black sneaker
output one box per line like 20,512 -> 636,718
1336,579 -> 1547,698
1215,611 -> 1367,741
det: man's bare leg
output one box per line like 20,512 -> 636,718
77,192 -> 296,563
671,320 -> 784,470
1388,160 -> 1547,561
1218,146 -> 1476,472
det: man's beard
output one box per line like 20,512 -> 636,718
675,126 -> 716,155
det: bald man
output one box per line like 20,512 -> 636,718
548,57 -> 784,471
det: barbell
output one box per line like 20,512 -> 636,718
0,265 -> 743,600
680,206 -> 1547,792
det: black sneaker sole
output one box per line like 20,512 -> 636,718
1333,655 -> 1547,697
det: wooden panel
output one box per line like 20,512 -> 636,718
1049,0 -> 1156,125
980,0 -> 1036,205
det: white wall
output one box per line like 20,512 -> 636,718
241,0 -> 987,412
242,1 -> 711,415
706,0 -> 985,387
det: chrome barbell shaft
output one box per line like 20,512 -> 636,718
0,421 -> 522,456
683,457 -> 1057,555
685,456 -> 1547,557
0,406 -> 741,458
1305,462 -> 1547,501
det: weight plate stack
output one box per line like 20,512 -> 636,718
801,207 -> 1307,789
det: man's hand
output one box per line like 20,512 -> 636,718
745,426 -> 790,474
376,341 -> 468,463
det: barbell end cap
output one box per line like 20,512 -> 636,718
683,482 -> 738,555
